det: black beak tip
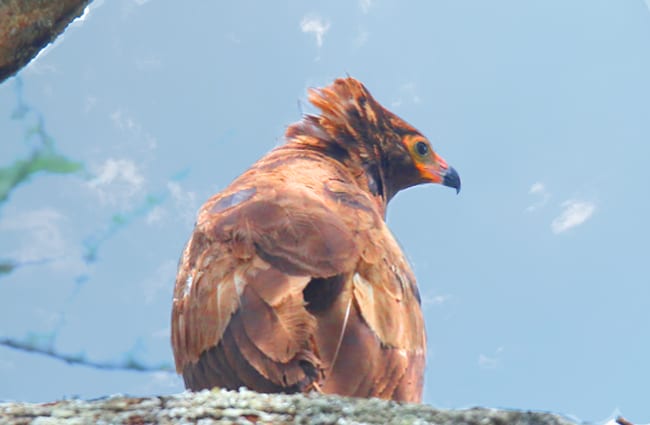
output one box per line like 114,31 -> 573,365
443,166 -> 461,194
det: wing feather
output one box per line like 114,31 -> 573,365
239,272 -> 314,363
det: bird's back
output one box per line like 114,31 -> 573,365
171,145 -> 426,401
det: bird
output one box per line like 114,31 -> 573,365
171,77 -> 460,403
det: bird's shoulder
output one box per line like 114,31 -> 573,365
193,149 -> 386,276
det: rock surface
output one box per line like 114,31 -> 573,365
0,388 -> 581,425
0,0 -> 90,83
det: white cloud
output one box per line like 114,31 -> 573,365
645,0 -> 650,12
90,158 -> 143,188
167,181 -> 198,225
551,200 -> 596,234
87,158 -> 145,206
110,109 -> 158,150
139,181 -> 198,227
478,354 -> 498,369
360,0 -> 372,13
300,16 -> 330,47
83,95 -> 98,114
529,182 -> 545,194
354,29 -> 369,48
526,181 -> 551,212
478,346 -> 504,369
0,208 -> 67,263
110,109 -> 136,131
145,205 -> 166,225
167,181 -> 191,203
421,293 -> 451,307
391,82 -> 421,108
0,207 -> 90,275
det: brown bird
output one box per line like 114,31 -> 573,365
171,77 -> 460,403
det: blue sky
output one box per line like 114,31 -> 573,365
1,0 -> 649,422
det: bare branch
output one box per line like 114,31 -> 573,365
0,337 -> 174,373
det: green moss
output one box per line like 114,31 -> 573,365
0,148 -> 83,204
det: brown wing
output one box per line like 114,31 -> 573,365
171,156 -> 426,401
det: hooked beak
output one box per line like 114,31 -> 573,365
422,153 -> 461,194
442,166 -> 461,194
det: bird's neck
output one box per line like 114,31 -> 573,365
280,140 -> 390,218
284,116 -> 402,217
349,155 -> 389,218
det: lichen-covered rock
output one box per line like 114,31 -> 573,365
0,0 -> 90,83
0,388 -> 581,425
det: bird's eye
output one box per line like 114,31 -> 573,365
415,141 -> 429,157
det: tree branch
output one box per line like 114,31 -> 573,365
0,337 -> 174,373
0,0 -> 91,83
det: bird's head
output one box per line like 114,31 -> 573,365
288,77 -> 460,202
